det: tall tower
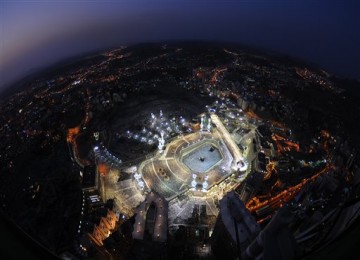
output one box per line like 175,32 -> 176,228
211,191 -> 260,260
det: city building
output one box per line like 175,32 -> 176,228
211,191 -> 260,260
88,209 -> 118,247
239,171 -> 264,203
242,205 -> 299,260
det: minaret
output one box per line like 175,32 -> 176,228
158,131 -> 165,151
202,175 -> 209,191
200,116 -> 204,131
191,173 -> 197,188
207,118 -> 211,132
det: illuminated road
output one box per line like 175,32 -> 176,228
247,164 -> 331,213
246,129 -> 334,215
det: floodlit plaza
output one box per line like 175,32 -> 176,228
182,142 -> 223,173
139,131 -> 234,200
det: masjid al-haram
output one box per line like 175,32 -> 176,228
98,112 -> 251,231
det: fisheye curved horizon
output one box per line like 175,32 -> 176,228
1,0 -> 359,92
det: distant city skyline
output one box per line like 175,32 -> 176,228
1,0 -> 359,91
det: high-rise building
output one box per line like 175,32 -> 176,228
211,191 -> 260,260
242,205 -> 299,260
239,171 -> 264,203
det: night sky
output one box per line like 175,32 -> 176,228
1,0 -> 359,91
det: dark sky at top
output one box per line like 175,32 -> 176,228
0,0 -> 359,91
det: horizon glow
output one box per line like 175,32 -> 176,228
0,0 -> 359,91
